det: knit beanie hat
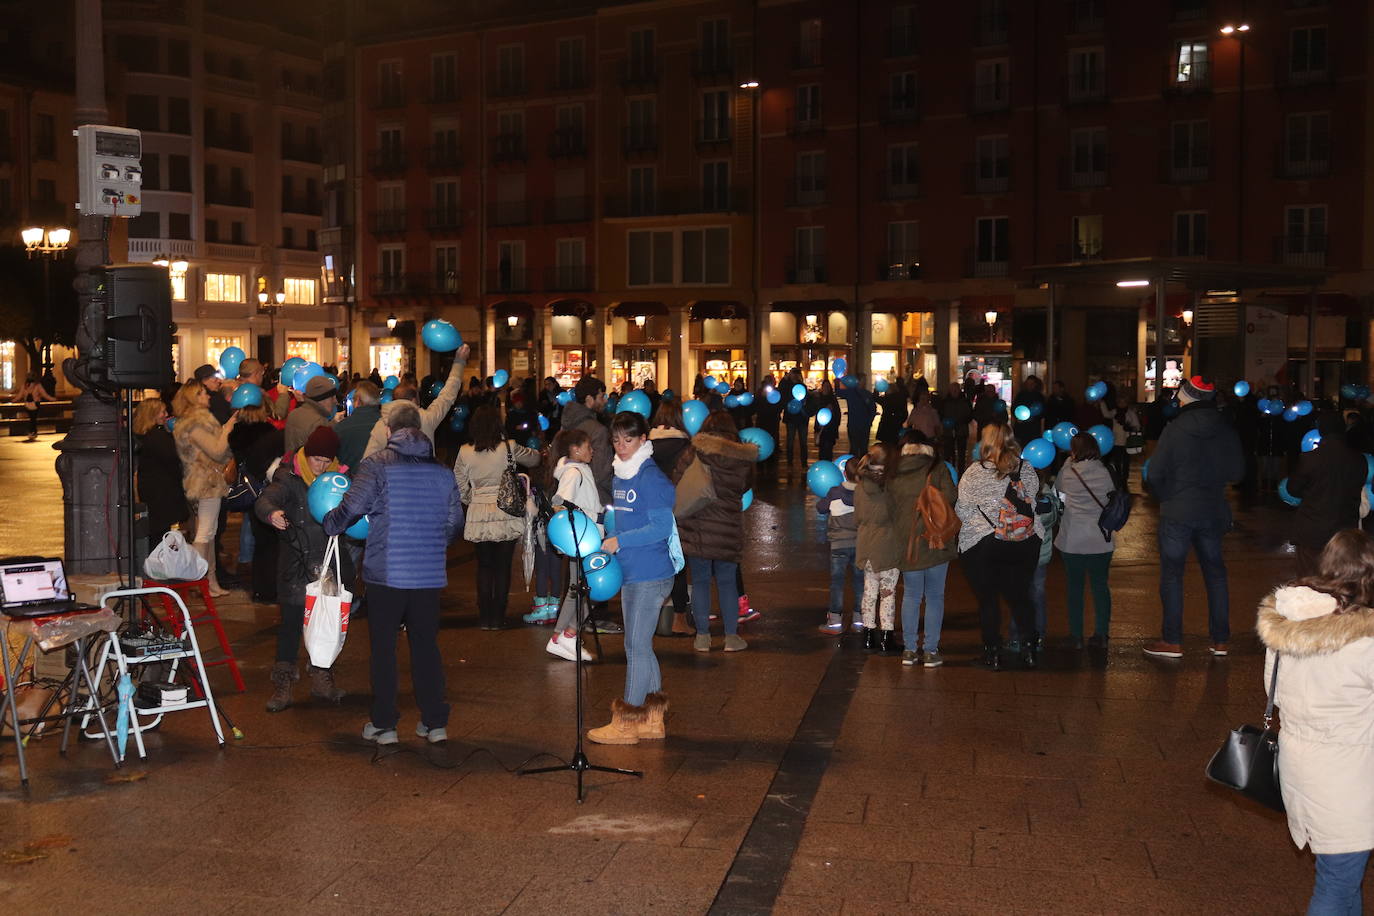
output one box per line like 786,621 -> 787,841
1180,375 -> 1215,401
303,426 -> 340,459
304,376 -> 337,401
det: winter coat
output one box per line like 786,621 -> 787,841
940,394 -> 973,430
1036,487 -> 1062,567
335,404 -> 381,473
1288,439 -> 1367,551
322,427 -> 465,588
1257,586 -> 1374,855
884,444 -> 958,572
228,420 -> 284,483
855,466 -> 902,571
137,426 -> 188,537
561,399 -> 613,504
1055,457 -> 1117,555
362,357 -> 466,460
284,396 -> 333,457
904,401 -> 941,440
611,441 -> 678,584
255,461 -> 355,606
1146,401 -> 1244,527
875,391 -> 908,442
1012,391 -> 1046,444
673,432 -> 757,563
453,440 -> 541,543
838,386 -> 877,434
649,427 -> 690,479
1044,394 -> 1076,428
954,457 -> 1044,553
553,458 -> 602,520
818,482 -> 859,550
173,407 -> 231,500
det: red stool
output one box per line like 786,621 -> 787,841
144,578 -> 245,693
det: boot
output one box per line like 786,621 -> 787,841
638,692 -> 668,740
980,643 -> 1003,671
671,611 -> 694,636
586,698 -> 647,745
1021,638 -> 1039,670
265,661 -> 297,712
863,627 -> 880,652
197,542 -> 228,597
308,664 -> 345,703
878,629 -> 901,656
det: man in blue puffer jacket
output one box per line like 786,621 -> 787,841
324,403 -> 465,746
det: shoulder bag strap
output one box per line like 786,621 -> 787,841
1069,465 -> 1106,508
1264,653 -> 1280,730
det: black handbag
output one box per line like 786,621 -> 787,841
1205,655 -> 1285,812
496,441 -> 526,518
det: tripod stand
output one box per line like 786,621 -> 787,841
518,519 -> 641,803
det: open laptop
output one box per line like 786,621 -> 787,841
0,557 -> 77,619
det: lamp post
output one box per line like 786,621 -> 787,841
257,288 -> 285,364
22,226 -> 72,375
740,78 -> 762,388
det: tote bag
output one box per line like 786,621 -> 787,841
303,535 -> 353,668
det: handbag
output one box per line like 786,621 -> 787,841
303,535 -> 353,668
224,466 -> 265,511
143,529 -> 209,582
496,441 -> 526,518
1205,655 -> 1284,812
1069,465 -> 1132,542
673,455 -> 716,518
222,456 -> 238,485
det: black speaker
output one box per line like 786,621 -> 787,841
101,264 -> 173,389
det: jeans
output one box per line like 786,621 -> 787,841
237,512 -> 254,564
848,423 -> 872,457
533,540 -> 563,597
785,423 -> 808,465
366,584 -> 448,730
1009,563 -> 1048,646
473,539 -> 518,627
688,556 -> 739,635
622,576 -> 674,706
1063,552 -> 1113,639
193,497 -> 220,546
1158,518 -> 1230,644
828,547 -> 863,619
900,563 -> 948,651
818,424 -> 839,461
1309,850 -> 1371,915
961,534 -> 1040,645
860,564 -> 898,629
276,601 -> 304,664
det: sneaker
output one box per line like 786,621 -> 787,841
901,649 -> 920,666
693,634 -> 712,653
583,618 -> 624,635
737,596 -> 761,623
415,723 -> 448,744
1143,640 -> 1184,659
850,621 -> 866,634
818,620 -> 843,635
361,722 -> 398,745
1208,643 -> 1230,657
522,603 -> 558,625
724,634 -> 748,652
546,632 -> 592,662
922,650 -> 944,668
1087,634 -> 1109,650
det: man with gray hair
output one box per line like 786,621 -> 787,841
335,381 -> 382,472
363,344 -> 469,458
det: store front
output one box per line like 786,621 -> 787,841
613,303 -> 669,391
551,300 -> 595,389
691,301 -> 749,387
769,307 -> 851,386
958,304 -> 1014,400
494,301 -> 535,380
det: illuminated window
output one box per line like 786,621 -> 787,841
205,335 -> 243,372
170,274 -> 187,301
204,273 -> 243,303
283,277 -> 316,305
286,338 -> 319,363
0,340 -> 14,390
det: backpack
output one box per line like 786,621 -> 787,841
907,462 -> 961,559
1069,464 -> 1133,541
978,463 -> 1036,542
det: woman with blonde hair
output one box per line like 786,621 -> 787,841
954,422 -> 1044,670
134,396 -> 188,542
172,379 -> 238,595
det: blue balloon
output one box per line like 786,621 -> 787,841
1028,401 -> 1044,418
449,412 -> 466,432
1085,381 -> 1107,403
841,374 -> 859,388
1014,405 -> 1031,422
832,357 -> 847,376
702,375 -> 717,390
229,382 -> 263,408
738,392 -> 754,406
602,508 -> 616,535
1278,478 -> 1301,507
792,384 -> 806,401
493,369 -> 510,388
165,416 -> 176,432
292,361 -> 325,391
1301,429 -> 1322,453
1233,380 -> 1251,398
766,387 -> 781,404
1023,438 -> 1055,469
538,414 -> 550,431
1087,424 -> 1114,456
786,399 -> 804,415
739,428 -> 775,461
834,454 -> 853,475
526,437 -> 542,449
1043,428 -> 1056,443
807,460 -> 844,498
1283,407 -> 1300,422
426,380 -> 444,400
218,346 -> 245,378
619,390 -> 651,418
724,394 -> 740,409
1051,421 -> 1078,451
661,389 -> 674,400
606,396 -> 619,414
280,357 -> 306,384
1341,384 -> 1359,400
682,399 -> 708,435
307,472 -> 351,524
741,489 -> 754,511
556,389 -> 573,405
421,319 -> 462,352
1294,399 -> 1313,417
875,378 -> 889,393
547,509 -> 603,558
1365,454 -> 1374,486
380,390 -> 394,404
944,461 -> 959,485
582,552 -> 623,601
715,382 -> 731,395
345,515 -> 370,539
383,375 -> 400,390
454,403 -> 471,420
817,407 -> 834,426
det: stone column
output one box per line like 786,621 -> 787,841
855,302 -> 874,379
480,304 -> 497,379
935,300 -> 960,389
594,303 -> 615,380
750,301 -> 770,386
668,303 -> 692,395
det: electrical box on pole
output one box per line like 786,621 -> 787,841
75,125 -> 143,217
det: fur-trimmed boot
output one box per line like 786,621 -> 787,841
638,692 -> 668,740
308,665 -> 345,703
586,698 -> 647,745
265,661 -> 298,712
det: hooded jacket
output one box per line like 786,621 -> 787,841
323,427 -> 464,588
553,457 -> 603,520
335,403 -> 381,473
672,432 -> 757,563
361,357 -> 466,460
1287,416 -> 1367,551
611,441 -> 677,584
561,399 -> 613,504
649,427 -> 691,479
818,481 -> 859,550
1257,586 -> 1374,854
885,444 -> 959,572
1145,401 -> 1244,526
255,455 -> 355,606
855,462 -> 902,571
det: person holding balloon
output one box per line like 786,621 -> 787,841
285,375 -> 339,456
815,380 -> 842,461
816,458 -> 865,635
1287,411 -> 1367,577
537,428 -> 603,653
172,378 -> 240,597
254,427 -> 355,712
362,342 -> 470,460
586,411 -> 682,745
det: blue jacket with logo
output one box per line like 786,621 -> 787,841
612,457 -> 677,584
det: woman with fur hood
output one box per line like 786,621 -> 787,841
673,410 -> 758,652
171,378 -> 239,596
1256,529 -> 1374,913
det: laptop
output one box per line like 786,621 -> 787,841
0,557 -> 77,619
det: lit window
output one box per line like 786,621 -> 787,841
204,273 -> 243,303
0,340 -> 14,390
283,277 -> 316,305
205,335 -> 244,372
286,338 -> 319,363
170,274 -> 187,301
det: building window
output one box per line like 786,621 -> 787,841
1070,0 -> 1104,32
204,218 -> 219,242
553,104 -> 585,155
1071,215 -> 1103,259
886,143 -> 920,198
796,18 -> 822,68
1284,112 -> 1331,177
795,84 -> 822,126
1174,40 -> 1209,86
681,227 -> 730,285
628,165 -> 656,216
496,110 -> 525,160
230,221 -> 246,244
791,227 -> 826,283
126,95 -> 159,132
141,153 -> 161,191
1067,48 -> 1105,101
167,211 -> 190,240
284,225 -> 297,249
973,59 -> 1010,111
1289,26 -> 1328,82
430,52 -> 458,102
553,237 -> 585,289
974,135 -> 1010,193
170,271 -> 186,302
1170,119 -> 1209,181
167,38 -> 189,76
127,211 -> 159,238
556,36 -> 586,89
794,150 -> 826,205
496,240 -> 526,292
889,5 -> 917,56
0,340 -> 12,391
626,97 -> 656,152
628,229 -> 674,286
167,97 -> 190,134
1283,205 -> 1327,266
168,154 -> 191,191
884,221 -> 919,280
700,90 -> 730,142
497,45 -> 525,94
378,60 -> 404,105
433,243 -> 460,292
1173,211 -> 1208,256
285,338 -> 320,364
1069,127 -> 1107,187
701,160 -> 729,211
699,18 -> 730,71
379,246 -> 405,279
974,216 -> 1010,275
977,0 -> 1008,45
887,72 -> 918,121
628,28 -> 656,80
205,272 -> 244,303
431,179 -> 459,225
283,277 -> 316,305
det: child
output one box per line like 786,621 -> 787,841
855,442 -> 903,655
1011,465 -> 1060,652
523,431 -> 563,625
544,428 -> 604,661
817,457 -> 865,634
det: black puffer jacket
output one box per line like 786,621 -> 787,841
649,427 -> 691,479
672,431 -> 757,562
1145,401 -> 1245,526
228,420 -> 284,482
1288,415 -> 1368,550
254,461 -> 355,606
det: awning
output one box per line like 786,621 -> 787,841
1028,257 -> 1329,291
689,300 -> 747,320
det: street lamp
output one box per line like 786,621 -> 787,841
507,314 -> 519,328
21,225 -> 72,374
386,312 -> 398,332
1181,309 -> 1194,326
634,314 -> 646,329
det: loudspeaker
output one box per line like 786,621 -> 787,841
101,264 -> 173,388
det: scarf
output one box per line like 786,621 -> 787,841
295,448 -> 341,486
612,440 -> 654,479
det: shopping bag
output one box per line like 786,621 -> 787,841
143,529 -> 208,582
303,535 -> 353,668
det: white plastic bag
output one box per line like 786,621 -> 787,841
143,530 -> 208,582
304,535 -> 352,668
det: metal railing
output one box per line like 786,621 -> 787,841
879,168 -> 920,201
549,128 -> 587,158
367,149 -> 408,173
424,207 -> 463,231
371,210 -> 407,233
696,118 -> 731,146
425,145 -> 463,171
492,134 -> 527,163
487,267 -> 535,293
786,178 -> 827,208
545,265 -> 592,292
622,126 -> 658,155
1275,234 -> 1328,267
880,91 -> 920,125
877,252 -> 921,281
785,257 -> 827,284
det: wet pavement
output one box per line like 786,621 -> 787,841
0,434 -> 1350,914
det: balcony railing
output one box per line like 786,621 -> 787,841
374,87 -> 405,108
1276,149 -> 1330,179
549,128 -> 587,158
786,179 -> 827,208
550,69 -> 588,92
977,12 -> 1009,46
786,108 -> 824,136
879,169 -> 920,201
425,145 -> 464,171
368,149 -> 408,173
695,118 -> 731,146
880,92 -> 920,125
603,188 -> 748,218
546,196 -> 591,223
426,85 -> 460,104
785,257 -> 827,284
877,252 -> 921,281
205,187 -> 252,207
492,134 -> 527,163
490,75 -> 528,98
970,82 -> 1011,113
623,126 -> 658,156
545,265 -> 592,292
619,59 -> 659,87
692,48 -> 733,79
1162,147 -> 1211,183
430,271 -> 461,295
1277,56 -> 1334,89
371,272 -> 426,295
968,251 -> 1010,278
1064,72 -> 1108,104
1063,154 -> 1109,189
1166,61 -> 1211,95
1169,238 -> 1209,258
489,201 -> 532,227
1276,234 -> 1328,268
282,195 -> 321,215
967,163 -> 1012,194
487,267 -> 535,293
205,131 -> 252,153
424,207 -> 463,231
371,210 -> 407,233
281,142 -> 321,163
1057,242 -> 1105,261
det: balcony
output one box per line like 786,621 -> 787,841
1064,72 -> 1108,104
1276,148 -> 1330,180
545,264 -> 592,292
1063,154 -> 1109,189
426,85 -> 460,105
793,38 -> 822,69
695,118 -> 731,147
786,108 -> 824,136
968,251 -> 1010,278
887,26 -> 917,58
550,69 -> 588,92
425,145 -> 464,171
880,91 -> 920,126
1172,0 -> 1208,21
374,88 -> 405,109
785,257 -> 827,284
1057,242 -> 1104,261
205,72 -> 257,98
205,131 -> 252,153
428,271 -> 461,295
619,59 -> 658,88
487,267 -> 535,294
489,200 -> 532,227
424,207 -> 463,231
371,210 -> 407,234
367,148 -> 408,174
1068,0 -> 1104,33
281,141 -> 321,164
548,128 -> 587,159
371,272 -> 426,296
490,74 -> 528,98
692,48 -> 734,80
977,13 -> 1009,46
205,187 -> 252,207
1165,61 -> 1211,95
603,188 -> 748,218
1277,56 -> 1334,90
967,163 -> 1012,195
1162,148 -> 1210,183
879,169 -> 920,201
1169,238 -> 1209,258
1275,234 -> 1328,268
492,134 -> 527,164
877,251 -> 921,281
622,126 -> 658,156
282,195 -> 321,215
206,241 -> 259,261
786,179 -> 827,208
970,82 -> 1011,114
546,196 -> 591,223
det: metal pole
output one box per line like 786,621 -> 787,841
1306,287 -> 1318,396
1154,274 -> 1167,401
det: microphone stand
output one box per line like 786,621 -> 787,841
518,513 -> 641,802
